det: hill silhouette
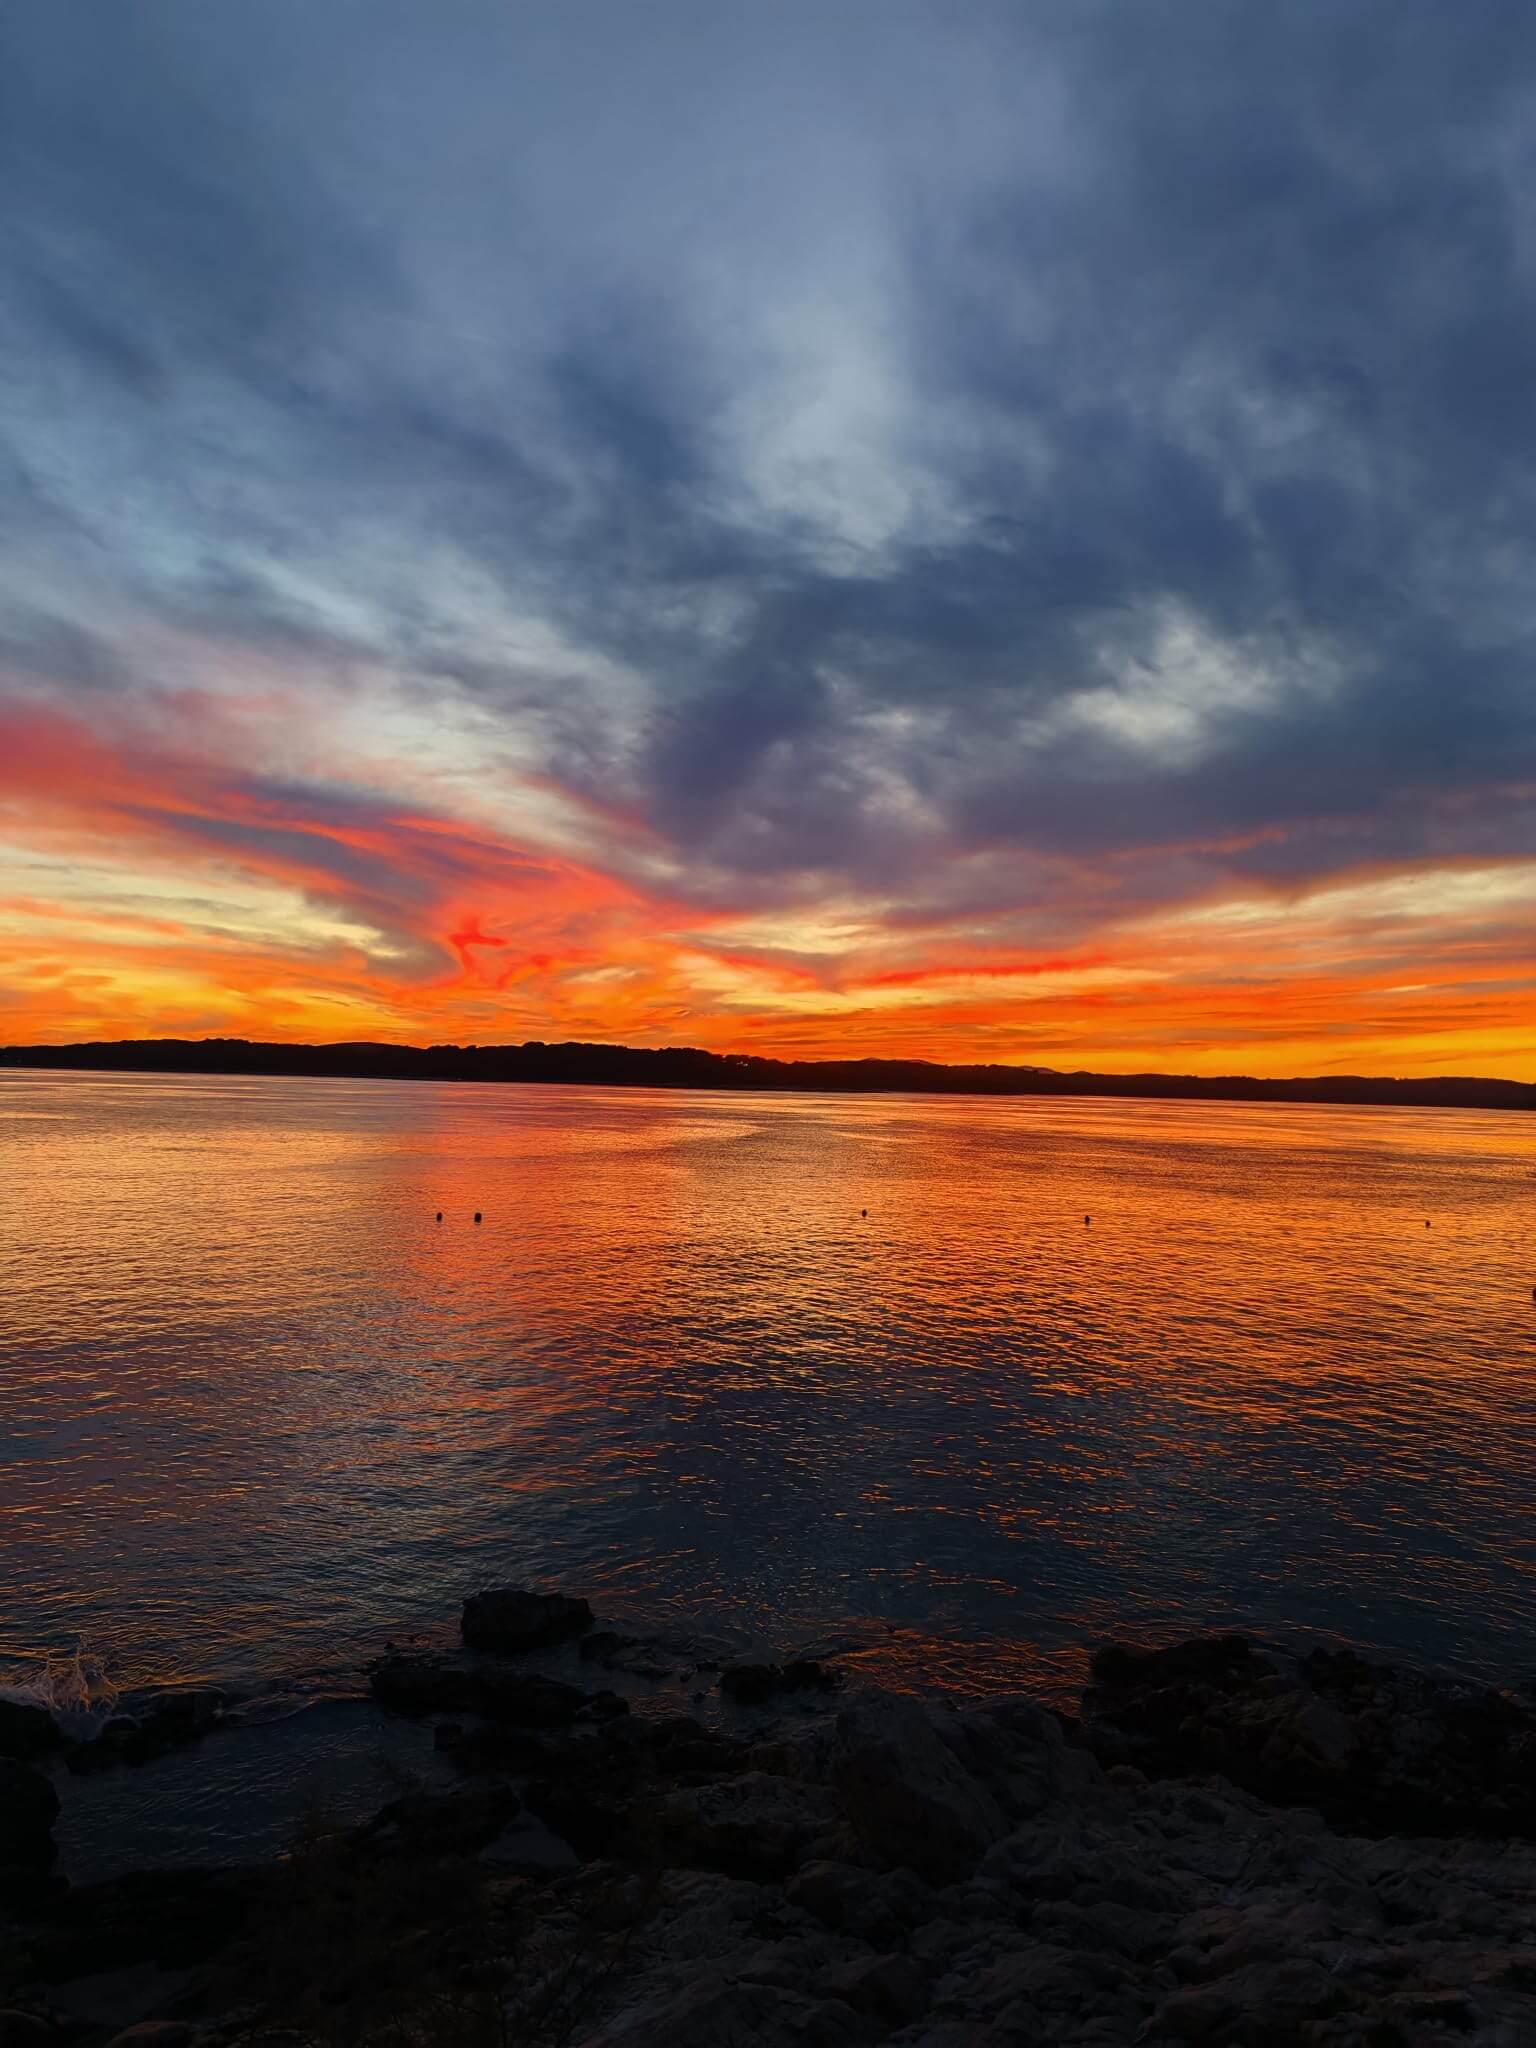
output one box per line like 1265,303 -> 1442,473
1,1037 -> 1532,1113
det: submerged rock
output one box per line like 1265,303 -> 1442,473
460,1587 -> 594,1653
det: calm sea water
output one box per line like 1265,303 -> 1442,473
4,1069 -> 1535,1729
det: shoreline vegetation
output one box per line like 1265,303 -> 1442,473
3,1036 -> 1534,1115
5,1591 -> 1536,2045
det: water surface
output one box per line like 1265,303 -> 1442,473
4,1070 -> 1534,1717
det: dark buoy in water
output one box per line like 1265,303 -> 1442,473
1425,1219 -> 1431,1228
473,1211 -> 482,1224
1084,1213 -> 1091,1226
861,1207 -> 867,1217
435,1210 -> 442,1223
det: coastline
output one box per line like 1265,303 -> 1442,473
4,1038 -> 1534,1117
6,1590 -> 1536,2046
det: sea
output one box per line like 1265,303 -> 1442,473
3,1068 -> 1533,1876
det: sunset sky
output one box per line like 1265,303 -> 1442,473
3,2 -> 1535,1077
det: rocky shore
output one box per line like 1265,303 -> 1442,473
5,1595 -> 1536,2046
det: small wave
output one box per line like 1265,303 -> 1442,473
1,1640 -> 123,1739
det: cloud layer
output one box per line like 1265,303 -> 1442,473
2,0 -> 1535,1073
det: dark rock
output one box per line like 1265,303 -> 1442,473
1149,1956 -> 1345,2042
644,1715 -> 751,1780
20,1869 -> 261,1980
579,1630 -> 637,1665
102,2026 -> 195,2048
368,1650 -> 584,1727
523,1775 -> 633,1860
475,1668 -> 587,1727
1084,1633 -> 1536,1837
64,1691 -> 229,1774
1090,1635 -> 1262,1693
719,1660 -> 840,1705
582,1977 -> 865,2047
578,1689 -> 630,1723
0,1700 -> 62,1762
0,1761 -> 60,1905
833,1693 -> 1006,1884
460,1587 -> 593,1653
629,1771 -> 840,1881
0,1759 -> 59,1857
433,1720 -> 549,1771
368,1650 -> 482,1715
0,2017 -> 56,2048
815,1951 -> 929,2025
354,1784 -> 520,1857
0,2015 -> 60,2048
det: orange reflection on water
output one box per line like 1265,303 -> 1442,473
2,1071 -> 1533,1706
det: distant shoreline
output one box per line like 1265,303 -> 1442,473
2,1035 -> 1533,1114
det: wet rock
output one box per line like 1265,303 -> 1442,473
367,1649 -> 481,1714
65,1690 -> 229,1774
719,1660 -> 840,1705
460,1587 -> 593,1653
368,1650 -> 584,1727
0,1700 -> 62,1762
579,1630 -> 638,1665
833,1693 -> 1006,1885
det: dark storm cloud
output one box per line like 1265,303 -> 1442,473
2,0 -> 1535,911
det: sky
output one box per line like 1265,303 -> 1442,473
3,2 -> 1535,1078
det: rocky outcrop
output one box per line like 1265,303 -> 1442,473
368,1649 -> 587,1726
11,1613 -> 1536,2046
0,1760 -> 59,1907
65,1689 -> 230,1775
0,1700 -> 61,1763
720,1660 -> 840,1705
1082,1633 -> 1536,1836
833,1693 -> 1007,1884
461,1587 -> 594,1653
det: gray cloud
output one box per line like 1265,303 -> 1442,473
2,0 -> 1535,925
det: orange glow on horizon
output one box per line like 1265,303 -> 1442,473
2,695 -> 1534,1080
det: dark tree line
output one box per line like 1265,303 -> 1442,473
2,1037 -> 1532,1113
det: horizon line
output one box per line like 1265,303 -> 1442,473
2,1034 -> 1532,1112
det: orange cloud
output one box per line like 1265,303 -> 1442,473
2,693 -> 1534,1079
